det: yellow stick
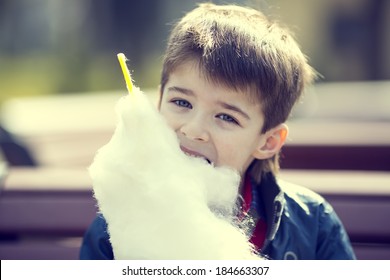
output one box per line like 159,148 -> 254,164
117,53 -> 133,94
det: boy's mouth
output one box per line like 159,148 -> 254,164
180,146 -> 213,165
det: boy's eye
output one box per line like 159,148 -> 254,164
217,114 -> 239,125
172,99 -> 192,109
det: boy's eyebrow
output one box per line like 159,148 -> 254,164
167,86 -> 250,120
217,101 -> 250,120
167,86 -> 194,96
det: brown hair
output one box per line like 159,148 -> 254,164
160,3 -> 316,181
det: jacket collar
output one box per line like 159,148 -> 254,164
253,172 -> 285,242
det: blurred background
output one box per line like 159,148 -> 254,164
0,0 -> 389,104
0,0 -> 390,260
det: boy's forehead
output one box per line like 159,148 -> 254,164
167,60 -> 262,106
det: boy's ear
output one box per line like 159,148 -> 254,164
252,123 -> 288,160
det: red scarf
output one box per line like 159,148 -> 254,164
241,175 -> 267,250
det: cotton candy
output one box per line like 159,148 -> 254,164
89,86 -> 260,259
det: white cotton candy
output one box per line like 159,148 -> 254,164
89,87 -> 261,259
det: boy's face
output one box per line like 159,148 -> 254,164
159,61 -> 271,177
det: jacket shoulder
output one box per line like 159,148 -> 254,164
274,179 -> 356,259
277,179 -> 330,211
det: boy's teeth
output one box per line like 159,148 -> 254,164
184,152 -> 211,164
185,152 -> 201,159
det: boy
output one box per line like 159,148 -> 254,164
80,3 -> 355,259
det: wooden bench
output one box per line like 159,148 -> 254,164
1,167 -> 389,259
0,167 -> 96,260
281,121 -> 390,171
281,81 -> 390,171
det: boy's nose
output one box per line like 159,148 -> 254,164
179,119 -> 209,142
